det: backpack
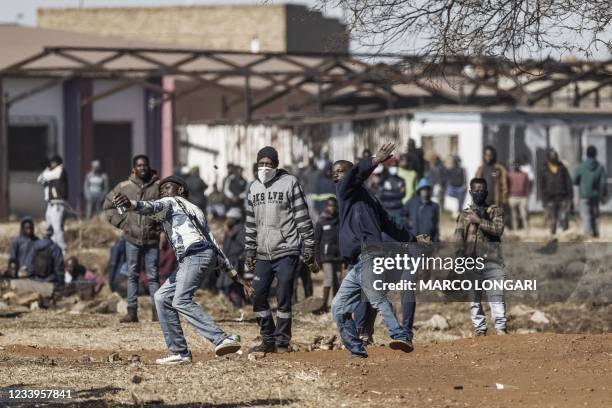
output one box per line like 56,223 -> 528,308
33,246 -> 54,278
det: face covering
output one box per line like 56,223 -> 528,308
419,189 -> 431,202
258,167 -> 277,183
471,191 -> 488,206
389,166 -> 399,176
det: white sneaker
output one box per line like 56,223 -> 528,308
155,354 -> 192,365
215,338 -> 241,356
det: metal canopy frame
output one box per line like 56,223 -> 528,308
1,46 -> 611,120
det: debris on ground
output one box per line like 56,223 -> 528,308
530,310 -> 551,325
108,353 -> 121,363
426,314 -> 450,330
309,335 -> 339,351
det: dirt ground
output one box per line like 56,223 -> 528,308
0,216 -> 611,407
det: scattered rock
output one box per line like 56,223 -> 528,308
248,352 -> 266,361
117,300 -> 128,316
427,314 -> 450,330
127,354 -> 141,363
515,328 -> 538,335
1,291 -> 17,303
509,304 -> 536,317
80,355 -> 93,363
310,334 -> 338,351
530,310 -> 551,325
38,355 -> 56,366
9,280 -> 54,298
131,375 -> 143,384
106,293 -> 123,313
107,353 -> 121,363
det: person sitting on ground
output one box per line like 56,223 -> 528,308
113,176 -> 253,364
9,217 -> 38,276
26,226 -> 65,294
314,197 -> 343,313
65,257 -> 104,286
401,178 -> 440,242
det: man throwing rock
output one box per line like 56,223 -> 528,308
114,176 -> 253,364
332,143 -> 415,358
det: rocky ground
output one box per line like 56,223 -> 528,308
0,216 -> 611,407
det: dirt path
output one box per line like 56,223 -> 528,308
1,333 -> 610,407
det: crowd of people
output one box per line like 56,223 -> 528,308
1,138 -> 608,362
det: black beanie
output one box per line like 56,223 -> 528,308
159,175 -> 189,197
257,146 -> 279,167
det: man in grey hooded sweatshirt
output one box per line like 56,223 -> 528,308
245,146 -> 315,354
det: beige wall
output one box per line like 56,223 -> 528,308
38,5 -> 287,52
38,5 -> 347,53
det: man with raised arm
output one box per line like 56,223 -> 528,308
331,143 -> 416,358
113,176 -> 253,365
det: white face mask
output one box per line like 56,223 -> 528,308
258,167 -> 277,183
389,166 -> 399,176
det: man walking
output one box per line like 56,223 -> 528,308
475,146 -> 508,208
245,146 -> 315,354
37,155 -> 68,252
574,145 -> 608,237
541,150 -> 572,236
103,155 -> 161,323
113,176 -> 252,364
508,160 -> 532,230
331,143 -> 415,358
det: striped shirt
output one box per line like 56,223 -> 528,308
245,169 -> 314,260
132,196 -> 226,265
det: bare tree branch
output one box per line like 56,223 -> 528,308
316,0 -> 612,62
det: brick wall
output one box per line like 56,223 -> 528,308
38,5 -> 287,51
38,5 -> 347,53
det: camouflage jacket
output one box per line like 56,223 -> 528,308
453,204 -> 504,263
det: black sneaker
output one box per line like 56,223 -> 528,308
249,342 -> 276,354
389,339 -> 414,353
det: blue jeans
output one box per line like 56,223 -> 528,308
125,241 -> 160,309
154,248 -> 229,355
355,272 -> 416,341
332,255 -> 409,357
